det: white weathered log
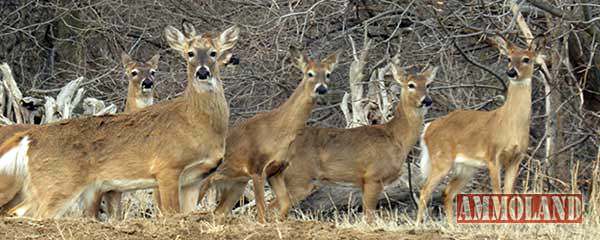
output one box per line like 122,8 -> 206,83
83,97 -> 107,115
0,63 -> 24,123
345,33 -> 372,127
94,103 -> 117,116
20,96 -> 44,124
43,96 -> 58,123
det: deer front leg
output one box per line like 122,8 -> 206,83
503,155 -> 524,194
361,181 -> 383,223
104,191 -> 123,220
156,170 -> 182,215
252,173 -> 267,223
181,182 -> 201,213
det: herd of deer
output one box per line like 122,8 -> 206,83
0,23 -> 545,224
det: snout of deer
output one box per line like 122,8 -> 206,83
195,66 -> 211,80
314,83 -> 328,95
506,68 -> 518,78
421,96 -> 433,107
141,78 -> 153,91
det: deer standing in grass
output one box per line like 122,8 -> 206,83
416,36 -> 544,223
270,64 -> 436,221
195,47 -> 340,222
0,25 -> 237,218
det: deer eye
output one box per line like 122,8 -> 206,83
507,58 -> 512,63
131,70 -> 139,76
307,71 -> 315,78
209,51 -> 217,57
326,73 -> 331,79
150,69 -> 156,76
522,57 -> 530,63
408,83 -> 416,89
187,51 -> 195,58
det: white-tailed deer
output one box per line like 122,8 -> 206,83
99,52 -> 160,220
0,53 -> 161,218
194,46 -> 340,223
416,36 -> 544,223
270,64 -> 436,221
0,24 -> 237,218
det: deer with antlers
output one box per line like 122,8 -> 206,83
192,46 -> 340,222
0,53 -> 161,218
416,36 -> 545,223
270,63 -> 436,221
0,24 -> 237,218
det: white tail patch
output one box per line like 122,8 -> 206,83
419,123 -> 431,178
0,136 -> 30,178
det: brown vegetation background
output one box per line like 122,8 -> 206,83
0,0 -> 598,217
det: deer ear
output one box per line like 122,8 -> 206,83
423,66 -> 438,84
121,52 -> 134,68
322,49 -> 341,71
218,25 -> 240,52
534,53 -> 547,65
218,52 -> 233,66
289,46 -> 307,70
164,26 -> 187,53
494,36 -> 512,56
182,21 -> 196,38
390,63 -> 406,85
147,54 -> 160,69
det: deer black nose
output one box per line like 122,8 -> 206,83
141,79 -> 153,89
196,67 -> 211,80
422,96 -> 433,107
506,68 -> 518,78
315,85 -> 328,95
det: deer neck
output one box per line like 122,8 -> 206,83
181,70 -> 229,132
497,78 -> 532,130
385,98 -> 424,147
125,84 -> 153,113
273,80 -> 315,132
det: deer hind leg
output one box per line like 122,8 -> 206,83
503,156 -> 523,194
214,180 -> 246,220
156,170 -> 182,215
361,181 -> 383,223
443,164 -> 476,224
267,174 -> 291,220
0,175 -> 20,208
416,160 -> 451,223
104,191 -> 123,220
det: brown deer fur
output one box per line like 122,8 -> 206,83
0,25 -> 237,218
416,36 -> 545,223
196,47 -> 340,223
270,65 -> 436,220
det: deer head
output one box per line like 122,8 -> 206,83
390,64 -> 436,114
289,46 -> 340,97
494,36 -> 546,82
121,52 -> 160,97
164,24 -> 239,92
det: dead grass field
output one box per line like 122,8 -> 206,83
1,210 -> 597,240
